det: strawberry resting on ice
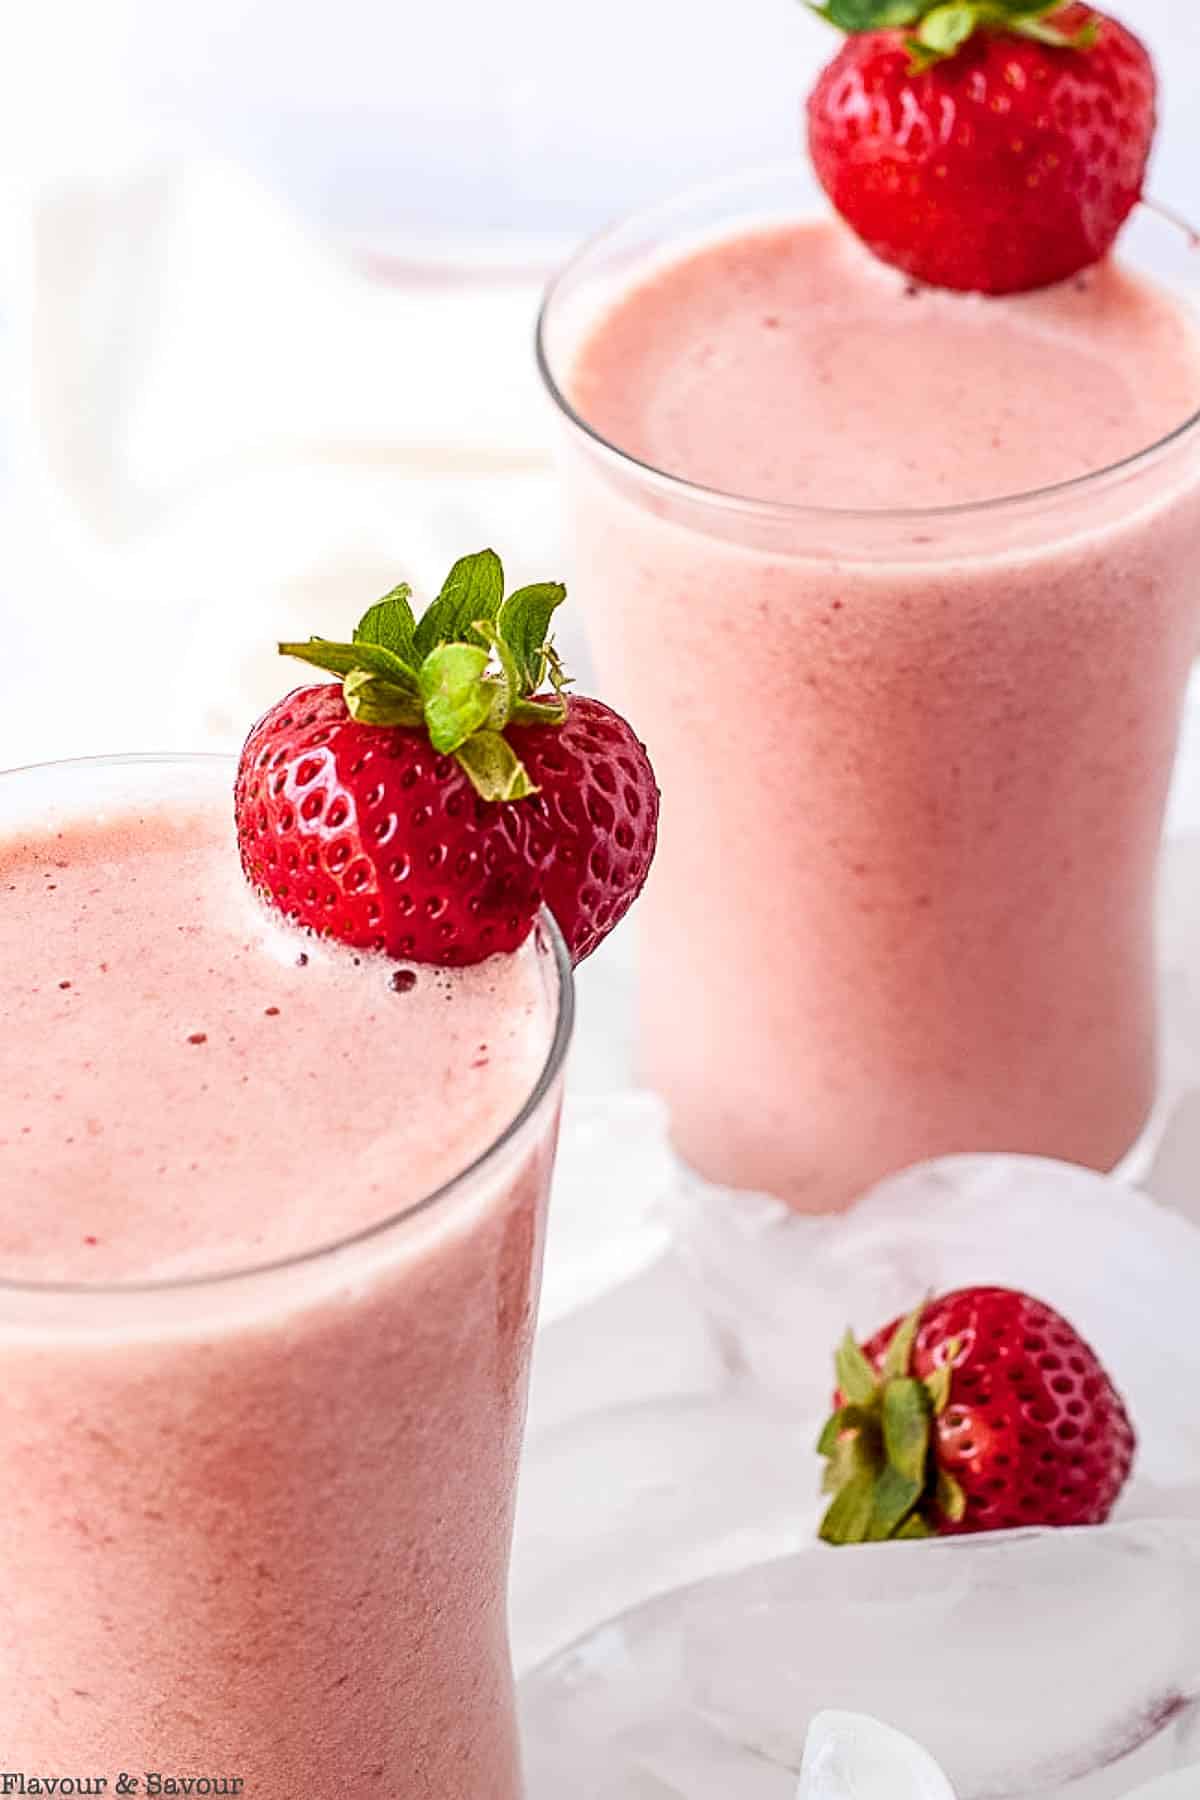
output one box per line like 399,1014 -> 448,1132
818,1285 -> 1136,1542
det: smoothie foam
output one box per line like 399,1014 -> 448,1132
0,759 -> 565,1798
572,218 -> 1200,509
0,790 -> 550,1282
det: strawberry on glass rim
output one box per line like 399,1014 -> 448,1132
806,0 -> 1157,294
817,1286 -> 1136,1544
235,549 -> 659,968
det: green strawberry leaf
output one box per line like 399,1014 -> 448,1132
454,730 -> 538,802
354,583 -> 417,661
835,1330 -> 880,1406
544,640 -> 573,697
511,695 -> 569,728
343,669 -> 425,729
809,0 -> 923,28
895,1510 -> 936,1539
353,643 -> 421,689
823,1414 -> 884,1495
808,0 -> 1101,62
471,620 -> 524,733
866,1465 -> 925,1541
498,581 -> 568,691
278,637 -> 364,678
1014,9 -> 1098,46
818,1469 -> 878,1545
881,1302 -> 925,1382
276,552 -> 575,806
418,643 -> 493,754
936,1468 -> 968,1524
414,549 -> 506,658
912,1 -> 977,57
818,1306 -> 949,1545
816,1402 -> 878,1458
280,636 -> 420,692
817,1412 -> 844,1460
882,1377 -> 933,1485
924,1362 -> 954,1415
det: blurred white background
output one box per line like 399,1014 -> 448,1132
1,0 -> 1199,769
15,0 -> 1200,254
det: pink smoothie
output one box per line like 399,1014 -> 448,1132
561,210 -> 1200,1208
0,757 -> 567,1796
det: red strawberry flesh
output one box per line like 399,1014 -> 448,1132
807,6 -> 1157,295
236,686 -> 658,968
864,1287 -> 1135,1531
507,696 -> 659,964
236,551 -> 659,968
820,1285 -> 1136,1542
235,684 -> 550,966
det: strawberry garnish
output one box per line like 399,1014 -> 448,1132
806,2 -> 1157,294
817,1286 -> 1136,1543
234,550 -> 658,967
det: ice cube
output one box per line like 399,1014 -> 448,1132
798,1712 -> 957,1799
1122,1775 -> 1200,1799
519,1113 -> 1200,1794
1158,833 -> 1200,1107
520,1519 -> 1200,1800
793,1720 -> 1200,1800
515,1092 -> 752,1674
538,1091 -> 675,1327
513,1381 -> 802,1676
1144,1089 -> 1200,1229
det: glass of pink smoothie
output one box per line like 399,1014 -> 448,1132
0,752 -> 573,1798
539,166 -> 1200,1212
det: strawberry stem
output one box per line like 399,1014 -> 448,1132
817,1302 -> 948,1545
279,550 -> 569,801
807,0 -> 1099,66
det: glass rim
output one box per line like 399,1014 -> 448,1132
535,163 -> 1200,527
0,751 -> 576,1303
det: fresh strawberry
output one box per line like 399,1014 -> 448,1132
806,1 -> 1157,294
817,1286 -> 1135,1542
234,550 -> 658,967
505,699 -> 660,964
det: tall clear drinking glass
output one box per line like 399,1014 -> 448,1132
539,168 -> 1200,1212
0,754 -> 573,1798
